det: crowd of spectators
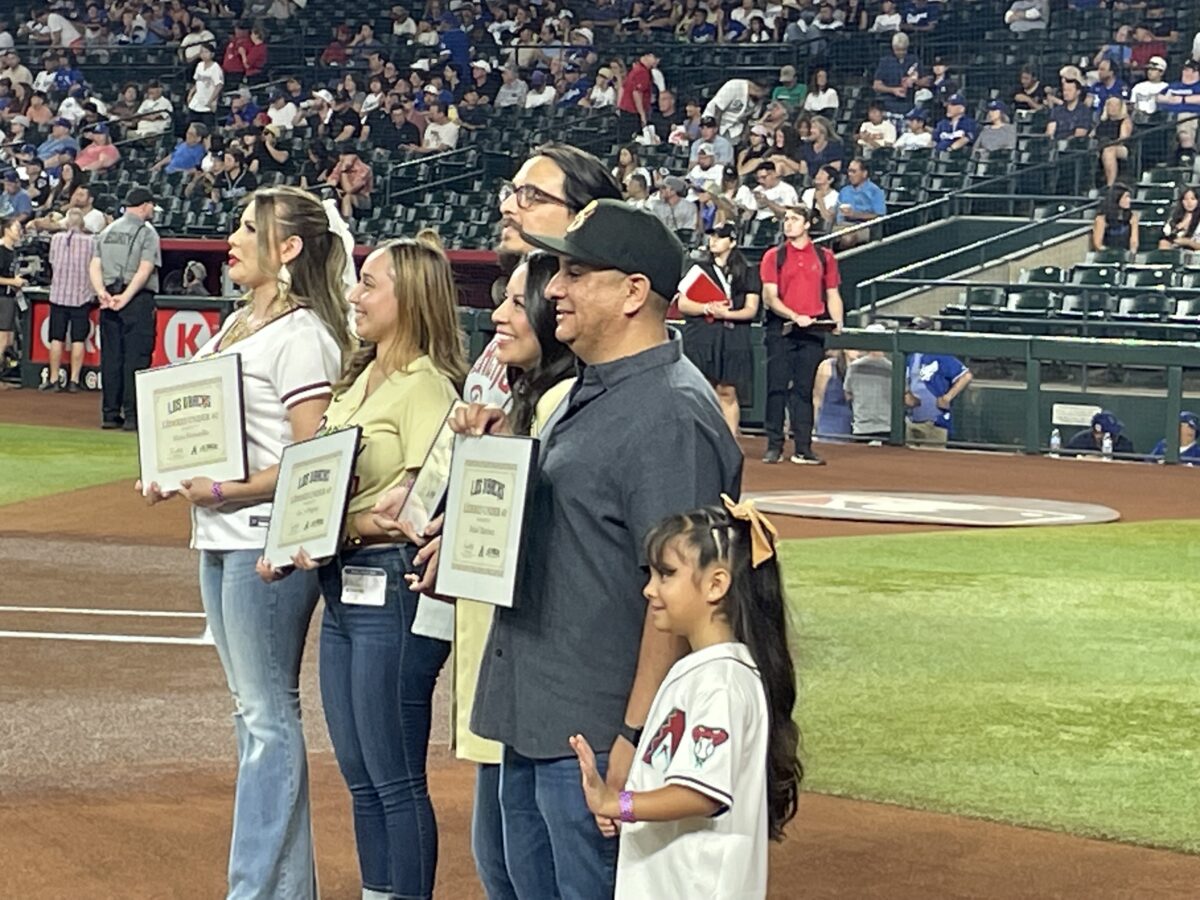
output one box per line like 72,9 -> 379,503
0,1 -> 1198,255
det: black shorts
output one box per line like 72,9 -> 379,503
49,304 -> 92,344
0,295 -> 16,332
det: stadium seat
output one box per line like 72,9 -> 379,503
1169,298 -> 1200,322
1114,295 -> 1169,320
1002,288 -> 1055,315
1137,249 -> 1183,267
1020,266 -> 1064,285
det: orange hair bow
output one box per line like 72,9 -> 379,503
721,493 -> 779,568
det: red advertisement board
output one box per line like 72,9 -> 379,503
26,300 -> 225,368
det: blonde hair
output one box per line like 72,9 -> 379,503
250,185 -> 354,358
336,236 -> 468,391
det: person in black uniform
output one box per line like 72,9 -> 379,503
677,221 -> 761,436
1065,409 -> 1135,456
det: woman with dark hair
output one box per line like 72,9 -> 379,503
802,67 -> 839,118
1159,187 -> 1200,251
442,252 -> 576,899
42,162 -> 84,213
612,144 -> 652,196
678,221 -> 761,436
140,186 -> 354,900
737,124 -> 773,176
1092,183 -> 1139,253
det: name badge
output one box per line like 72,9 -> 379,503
341,566 -> 388,606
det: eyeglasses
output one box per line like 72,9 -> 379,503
498,181 -> 570,210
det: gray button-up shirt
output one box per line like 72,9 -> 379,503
471,333 -> 744,759
92,212 -> 161,293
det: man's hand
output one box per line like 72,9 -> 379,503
936,394 -> 952,411
10,275 -> 26,290
904,391 -> 919,408
571,734 -> 621,837
109,291 -> 132,311
96,290 -> 114,308
792,313 -> 815,327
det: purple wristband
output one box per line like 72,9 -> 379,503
618,790 -> 635,824
211,481 -> 225,504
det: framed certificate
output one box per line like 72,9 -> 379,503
434,433 -> 539,607
262,427 -> 363,569
135,354 -> 248,493
397,400 -> 464,535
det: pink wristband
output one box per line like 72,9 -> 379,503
211,481 -> 225,504
618,790 -> 636,824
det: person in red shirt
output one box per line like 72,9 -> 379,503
759,205 -> 844,465
240,27 -> 269,80
616,50 -> 659,143
1130,25 -> 1168,74
221,23 -> 252,85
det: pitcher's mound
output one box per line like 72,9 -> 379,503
745,491 -> 1119,527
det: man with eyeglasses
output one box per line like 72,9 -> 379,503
393,143 -> 625,900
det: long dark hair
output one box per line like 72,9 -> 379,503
1100,183 -> 1132,222
507,251 -> 575,436
1168,187 -> 1200,238
645,504 -> 802,841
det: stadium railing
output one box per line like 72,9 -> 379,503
825,326 -> 1200,462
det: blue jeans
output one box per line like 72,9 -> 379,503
473,763 -> 518,900
318,545 -> 451,900
199,549 -> 319,900
500,747 -> 616,900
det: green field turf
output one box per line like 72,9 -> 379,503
783,522 -> 1200,853
0,424 -> 138,506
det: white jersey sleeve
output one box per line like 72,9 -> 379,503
661,679 -> 745,811
272,314 -> 340,408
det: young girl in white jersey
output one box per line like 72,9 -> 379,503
571,495 -> 802,900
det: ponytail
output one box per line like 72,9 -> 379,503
645,504 -> 803,840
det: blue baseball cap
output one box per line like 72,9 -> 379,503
987,99 -> 1008,115
51,117 -> 71,128
1180,411 -> 1199,432
2,170 -> 19,183
1091,410 -> 1123,435
905,107 -> 927,121
946,93 -> 966,106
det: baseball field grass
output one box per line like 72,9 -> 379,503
0,424 -> 138,506
784,521 -> 1200,852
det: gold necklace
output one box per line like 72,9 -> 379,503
220,297 -> 294,350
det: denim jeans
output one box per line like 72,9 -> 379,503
500,747 -> 616,900
473,763 -> 518,900
318,545 -> 451,900
199,549 -> 320,900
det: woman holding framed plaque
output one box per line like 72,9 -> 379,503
139,186 -> 354,900
289,235 -> 467,900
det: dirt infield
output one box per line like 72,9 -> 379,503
3,400 -> 1200,898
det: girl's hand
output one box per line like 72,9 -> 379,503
134,479 -> 176,506
178,477 -> 222,508
256,556 -> 293,583
570,733 -> 621,835
372,481 -> 411,523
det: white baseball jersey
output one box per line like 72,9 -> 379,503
617,642 -> 770,900
190,308 -> 342,550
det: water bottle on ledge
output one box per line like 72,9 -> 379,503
1049,428 -> 1061,457
1102,432 -> 1114,460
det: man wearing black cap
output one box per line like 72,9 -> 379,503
89,187 -> 160,431
690,115 -> 734,165
468,199 -> 743,897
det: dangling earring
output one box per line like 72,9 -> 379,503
277,262 -> 292,304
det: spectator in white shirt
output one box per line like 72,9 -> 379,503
32,55 -> 59,93
744,160 -> 800,220
134,80 -> 174,136
180,17 -> 216,62
391,5 -> 418,39
687,144 -> 725,188
704,77 -> 768,142
857,101 -> 897,150
1,51 -> 33,86
187,44 -> 224,123
524,70 -> 556,109
584,67 -> 616,109
39,10 -> 84,48
1131,56 -> 1170,115
870,0 -> 902,33
894,107 -> 934,150
802,164 -> 840,233
419,101 -> 460,151
266,91 -> 299,129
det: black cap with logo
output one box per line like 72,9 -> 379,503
520,199 -> 685,302
125,187 -> 154,207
